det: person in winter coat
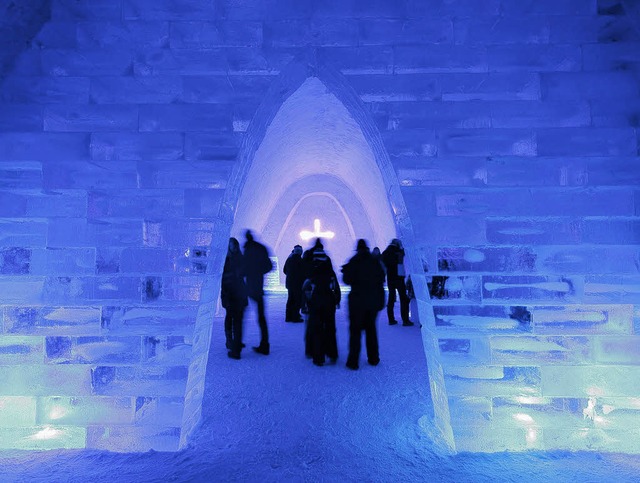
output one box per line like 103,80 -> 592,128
381,238 -> 414,326
341,239 -> 386,370
301,237 -> 323,281
301,240 -> 341,366
221,237 -> 248,360
283,244 -> 305,322
243,230 -> 274,355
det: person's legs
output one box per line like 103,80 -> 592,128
308,311 -> 325,366
285,288 -> 295,321
229,305 -> 244,357
364,309 -> 380,365
397,278 -> 413,325
346,307 -> 362,369
250,293 -> 269,354
224,310 -> 233,349
386,281 -> 398,324
290,286 -> 303,321
324,308 -> 338,361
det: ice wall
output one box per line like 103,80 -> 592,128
0,0 -> 638,453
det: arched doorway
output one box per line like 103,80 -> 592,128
182,52 -> 454,452
231,75 -> 395,278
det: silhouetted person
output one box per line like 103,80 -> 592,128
372,246 -> 386,275
221,237 -> 247,360
341,239 -> 385,370
382,238 -> 413,326
283,244 -> 304,322
302,240 -> 340,366
301,237 -> 325,281
243,230 -> 274,355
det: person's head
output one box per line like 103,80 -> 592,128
356,239 -> 369,253
228,237 -> 240,253
245,230 -> 254,243
391,238 -> 402,249
293,245 -> 303,255
313,238 -> 323,251
372,246 -> 381,256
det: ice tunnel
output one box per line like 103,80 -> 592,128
187,65 -> 454,452
232,76 -> 395,277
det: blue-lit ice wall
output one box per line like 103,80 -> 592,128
0,0 -> 638,453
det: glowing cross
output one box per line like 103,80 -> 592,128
299,218 -> 335,241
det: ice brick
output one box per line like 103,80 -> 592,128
0,396 -> 37,426
45,336 -> 142,364
482,275 -> 581,303
541,365 -> 640,397
134,396 -> 184,427
531,304 -> 634,335
41,49 -> 134,76
90,76 -> 183,104
488,44 -> 581,72
445,366 -> 541,397
593,336 -> 640,364
77,21 -> 169,49
44,105 -> 138,132
0,426 -> 86,450
434,304 -> 531,333
584,275 -> 640,303
0,76 -> 90,103
0,162 -> 43,191
0,365 -> 93,396
100,305 -> 198,336
490,335 -> 591,364
90,365 -> 188,397
37,396 -> 134,426
86,425 -> 179,452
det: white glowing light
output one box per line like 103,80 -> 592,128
513,413 -> 534,423
515,396 -> 546,405
31,427 -> 62,441
49,406 -> 67,420
299,218 -> 335,241
526,428 -> 538,444
594,415 -> 609,426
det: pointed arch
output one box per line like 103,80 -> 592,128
182,50 -> 455,452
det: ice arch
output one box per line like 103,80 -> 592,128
232,76 -> 394,274
181,54 -> 454,452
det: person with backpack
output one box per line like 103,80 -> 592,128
301,239 -> 341,366
341,239 -> 386,370
381,238 -> 414,326
243,230 -> 274,355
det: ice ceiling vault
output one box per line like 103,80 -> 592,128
232,77 -> 395,272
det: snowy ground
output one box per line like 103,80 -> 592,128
1,293 -> 639,482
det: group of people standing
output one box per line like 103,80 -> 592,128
221,230 -> 414,370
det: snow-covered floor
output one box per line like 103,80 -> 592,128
1,293 -> 639,482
